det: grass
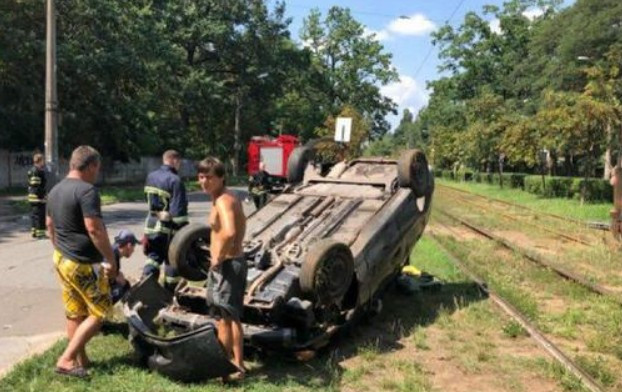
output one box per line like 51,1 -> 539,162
0,333 -> 343,392
7,199 -> 30,214
432,212 -> 622,391
0,223 -> 585,391
99,186 -> 145,205
502,321 -> 528,339
436,178 -> 611,221
0,186 -> 25,197
0,179 -> 234,208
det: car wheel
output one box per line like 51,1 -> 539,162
300,239 -> 354,304
287,146 -> 314,184
397,149 -> 431,198
168,223 -> 210,281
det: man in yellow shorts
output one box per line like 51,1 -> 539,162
46,146 -> 117,378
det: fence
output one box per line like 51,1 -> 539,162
0,150 -> 197,190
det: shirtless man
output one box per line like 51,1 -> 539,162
197,157 -> 247,377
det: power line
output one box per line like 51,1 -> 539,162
282,2 -> 443,22
413,0 -> 467,79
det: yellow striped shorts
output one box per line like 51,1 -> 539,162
53,250 -> 111,319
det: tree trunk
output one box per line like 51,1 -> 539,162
604,147 -> 613,179
232,88 -> 242,176
604,122 -> 613,179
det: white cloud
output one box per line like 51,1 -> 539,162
387,13 -> 436,36
489,8 -> 544,35
489,18 -> 502,34
380,75 -> 430,131
523,7 -> 544,20
363,27 -> 390,42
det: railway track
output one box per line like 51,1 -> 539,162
428,233 -> 605,392
437,183 -> 610,232
437,186 -> 593,246
435,208 -> 622,304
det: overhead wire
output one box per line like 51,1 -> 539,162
413,0 -> 467,79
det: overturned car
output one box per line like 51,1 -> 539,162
124,149 -> 434,381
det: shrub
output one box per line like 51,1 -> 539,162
506,173 -> 527,189
456,168 -> 474,182
524,175 -> 545,195
441,170 -> 454,180
524,175 -> 611,201
570,178 -> 613,202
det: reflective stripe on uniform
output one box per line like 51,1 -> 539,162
144,258 -> 160,268
145,186 -> 171,214
172,215 -> 189,225
28,194 -> 45,203
144,186 -> 171,199
143,218 -> 172,234
164,275 -> 181,284
29,177 -> 42,185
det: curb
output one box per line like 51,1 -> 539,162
0,214 -> 26,223
0,332 -> 64,379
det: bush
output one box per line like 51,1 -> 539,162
441,170 -> 454,180
570,178 -> 613,202
456,168 -> 474,182
524,175 -> 573,197
524,175 -> 545,195
507,173 -> 526,189
524,175 -> 611,201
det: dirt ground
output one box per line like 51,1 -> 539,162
331,266 -> 563,392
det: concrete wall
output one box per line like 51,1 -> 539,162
0,150 -> 196,189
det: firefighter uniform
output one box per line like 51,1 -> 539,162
248,170 -> 271,209
27,165 -> 47,238
142,165 -> 189,290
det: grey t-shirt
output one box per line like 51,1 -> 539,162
47,178 -> 103,263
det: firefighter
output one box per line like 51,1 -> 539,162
27,153 -> 47,239
248,161 -> 271,210
142,150 -> 189,291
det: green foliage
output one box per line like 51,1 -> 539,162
570,178 -> 614,202
420,0 -> 622,176
1,2 -> 399,165
316,105 -> 370,161
502,321 -> 528,338
524,175 -> 612,201
364,133 -> 398,157
301,6 -> 399,139
441,170 -> 454,180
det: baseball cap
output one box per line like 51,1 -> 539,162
114,229 -> 139,246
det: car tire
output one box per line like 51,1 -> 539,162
287,146 -> 314,184
168,223 -> 210,281
398,149 -> 431,198
300,239 -> 354,304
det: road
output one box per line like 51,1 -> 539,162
0,189 -> 253,374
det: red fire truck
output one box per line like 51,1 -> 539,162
247,134 -> 300,182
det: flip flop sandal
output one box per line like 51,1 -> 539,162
55,366 -> 89,379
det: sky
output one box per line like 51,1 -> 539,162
269,0 -> 574,132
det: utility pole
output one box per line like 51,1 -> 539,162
45,0 -> 59,179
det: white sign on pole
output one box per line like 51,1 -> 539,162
334,117 -> 352,143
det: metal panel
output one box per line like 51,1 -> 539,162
260,146 -> 284,176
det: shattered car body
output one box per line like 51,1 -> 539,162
124,149 -> 434,381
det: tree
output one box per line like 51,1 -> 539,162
314,105 -> 370,162
583,44 -> 622,177
301,7 -> 399,139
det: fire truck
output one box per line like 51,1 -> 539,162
247,134 -> 300,190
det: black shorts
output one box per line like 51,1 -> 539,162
206,257 -> 247,321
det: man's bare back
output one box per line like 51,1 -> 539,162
209,190 -> 246,266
